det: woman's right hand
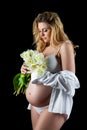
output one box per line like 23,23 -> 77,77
20,65 -> 32,74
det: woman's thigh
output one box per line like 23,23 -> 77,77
31,106 -> 40,130
34,109 -> 67,130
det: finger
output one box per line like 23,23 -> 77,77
26,70 -> 32,74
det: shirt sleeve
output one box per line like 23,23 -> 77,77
31,70 -> 80,118
32,70 -> 80,97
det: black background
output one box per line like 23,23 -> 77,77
1,1 -> 86,129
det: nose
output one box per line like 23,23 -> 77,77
40,31 -> 44,37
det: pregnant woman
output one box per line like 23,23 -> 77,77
21,11 -> 80,130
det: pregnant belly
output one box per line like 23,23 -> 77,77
25,81 -> 52,107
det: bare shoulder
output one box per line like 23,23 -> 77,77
60,40 -> 74,54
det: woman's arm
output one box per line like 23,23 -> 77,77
32,42 -> 80,95
59,41 -> 75,73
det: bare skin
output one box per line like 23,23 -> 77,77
31,107 -> 67,130
21,22 -> 75,130
26,80 -> 52,107
25,42 -> 75,107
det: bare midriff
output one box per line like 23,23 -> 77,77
25,80 -> 52,107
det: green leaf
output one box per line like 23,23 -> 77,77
13,73 -> 31,96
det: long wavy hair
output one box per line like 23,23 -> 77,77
32,11 -> 78,52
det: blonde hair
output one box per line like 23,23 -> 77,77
32,11 -> 78,52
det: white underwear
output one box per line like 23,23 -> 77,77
33,105 -> 49,114
27,104 -> 49,114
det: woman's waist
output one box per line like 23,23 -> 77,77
28,81 -> 52,94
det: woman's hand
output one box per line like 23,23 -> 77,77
20,65 -> 32,74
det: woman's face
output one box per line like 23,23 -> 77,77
38,22 -> 51,43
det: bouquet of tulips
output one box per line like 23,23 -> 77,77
13,49 -> 47,96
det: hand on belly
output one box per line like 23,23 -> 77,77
25,81 -> 52,107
